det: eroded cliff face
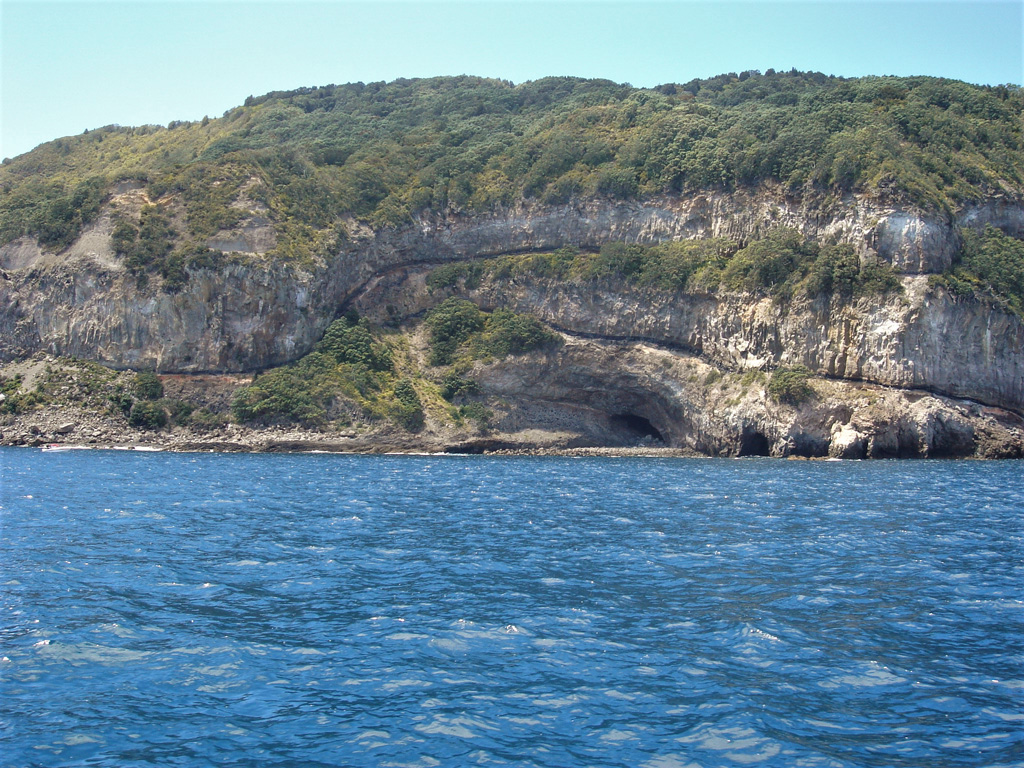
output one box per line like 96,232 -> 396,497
351,266 -> 1024,414
1,187 -> 1022,419
466,336 -> 1023,459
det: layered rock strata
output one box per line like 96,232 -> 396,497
1,189 -> 1022,457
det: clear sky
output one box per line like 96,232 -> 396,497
1,0 -> 1022,161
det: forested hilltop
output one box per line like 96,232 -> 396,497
2,71 -> 1022,259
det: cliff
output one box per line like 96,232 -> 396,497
1,73 -> 1022,457
3,188 -> 1022,406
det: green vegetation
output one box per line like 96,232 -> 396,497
317,312 -> 394,371
425,299 -> 487,365
767,365 -> 814,405
389,378 -> 424,432
230,304 -> 558,429
231,314 -> 397,426
3,73 -> 1020,261
426,261 -> 485,292
450,401 -> 493,431
0,374 -> 48,413
931,226 -> 1024,316
132,370 -> 164,400
0,360 -> 132,415
471,230 -> 902,301
128,400 -> 168,429
439,369 -> 480,401
426,299 -> 562,366
0,359 -> 231,432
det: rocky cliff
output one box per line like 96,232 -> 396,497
2,197 -> 1023,457
3,187 -> 1021,411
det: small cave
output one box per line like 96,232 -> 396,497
737,426 -> 771,457
610,413 -> 665,445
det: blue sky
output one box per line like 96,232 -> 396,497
1,0 -> 1022,160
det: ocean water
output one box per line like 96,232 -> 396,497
1,448 -> 1021,768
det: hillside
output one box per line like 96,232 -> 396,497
1,72 -> 1023,458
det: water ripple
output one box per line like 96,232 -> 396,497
1,450 -> 1022,767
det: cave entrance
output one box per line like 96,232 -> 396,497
610,413 -> 664,445
738,426 -> 770,457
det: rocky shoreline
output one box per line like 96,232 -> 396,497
3,402 -> 1020,460
3,350 -> 1023,460
0,399 -> 697,457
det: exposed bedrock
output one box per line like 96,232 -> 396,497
338,190 -> 1020,278
0,259 -> 338,372
471,337 -> 1024,459
352,267 -> 1024,414
1,189 -> 1022,410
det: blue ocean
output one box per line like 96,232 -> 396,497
1,448 -> 1021,767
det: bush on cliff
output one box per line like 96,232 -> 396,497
389,378 -> 425,432
316,315 -> 394,372
426,299 -> 487,365
767,366 -> 814,405
473,309 -> 562,360
128,400 -> 168,429
426,299 -> 561,365
485,231 -> 901,301
439,370 -> 480,401
232,316 -> 413,428
933,226 -> 1024,316
133,371 -> 164,400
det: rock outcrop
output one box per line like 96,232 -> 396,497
467,336 -> 1023,459
3,189 -> 1021,377
1,186 -> 1022,457
350,265 -> 1024,414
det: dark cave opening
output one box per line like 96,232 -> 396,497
738,427 -> 771,457
610,413 -> 664,444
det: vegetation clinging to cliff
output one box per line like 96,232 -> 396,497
2,72 -> 1020,254
931,226 -> 1024,316
230,307 -> 560,429
426,299 -> 563,366
453,230 -> 902,302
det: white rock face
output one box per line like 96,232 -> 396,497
0,189 -> 1021,416
350,267 -> 1023,413
829,422 -> 866,459
470,336 -> 1023,458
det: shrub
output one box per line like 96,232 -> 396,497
426,262 -> 484,291
768,366 -> 814,405
109,386 -> 134,415
475,309 -> 561,359
133,371 -> 164,400
0,375 -> 24,413
804,244 -> 860,297
162,399 -> 196,424
440,370 -> 480,401
721,229 -> 816,295
231,318 -> 399,427
122,206 -> 175,273
703,369 -> 722,387
390,378 -> 424,431
426,298 -> 486,365
231,365 -> 327,425
458,401 -> 492,430
128,400 -> 168,429
316,316 -> 393,371
187,407 -> 227,431
856,259 -> 902,296
950,226 -> 1024,315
